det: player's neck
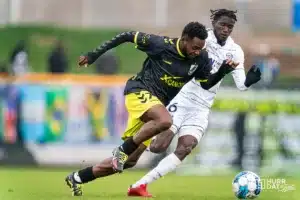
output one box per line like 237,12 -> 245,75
178,39 -> 186,58
213,30 -> 226,46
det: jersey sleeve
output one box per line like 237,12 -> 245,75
134,32 -> 165,55
231,45 -> 248,91
194,51 -> 212,83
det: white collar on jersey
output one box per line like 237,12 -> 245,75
207,28 -> 234,47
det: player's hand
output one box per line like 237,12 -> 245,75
219,59 -> 240,74
78,56 -> 89,68
245,65 -> 261,87
225,59 -> 239,68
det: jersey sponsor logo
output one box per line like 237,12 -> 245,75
188,64 -> 199,75
160,74 -> 185,88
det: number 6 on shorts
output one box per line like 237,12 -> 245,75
168,103 -> 178,113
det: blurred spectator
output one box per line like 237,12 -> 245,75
232,112 -> 247,170
48,40 -> 68,73
94,49 -> 119,74
10,40 -> 30,76
232,44 -> 281,171
0,62 -> 8,74
254,44 -> 280,88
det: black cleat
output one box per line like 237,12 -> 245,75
112,147 -> 129,173
65,172 -> 83,196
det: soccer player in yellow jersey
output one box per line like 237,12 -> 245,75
65,22 -> 238,196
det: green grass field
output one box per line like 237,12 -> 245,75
0,167 -> 298,200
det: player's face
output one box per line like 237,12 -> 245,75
213,16 -> 235,42
183,37 -> 206,59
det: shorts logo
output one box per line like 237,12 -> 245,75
135,91 -> 152,103
188,64 -> 198,75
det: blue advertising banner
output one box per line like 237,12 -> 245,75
292,0 -> 300,32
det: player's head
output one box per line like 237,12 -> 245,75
181,22 -> 207,59
211,9 -> 237,42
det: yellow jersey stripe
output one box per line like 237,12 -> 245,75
196,79 -> 208,83
134,32 -> 139,44
176,38 -> 185,58
163,60 -> 172,65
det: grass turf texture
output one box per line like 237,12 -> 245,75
0,167 -> 299,200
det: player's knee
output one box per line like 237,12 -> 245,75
149,141 -> 168,153
156,118 -> 172,132
174,145 -> 193,160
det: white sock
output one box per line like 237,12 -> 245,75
73,172 -> 82,183
132,153 -> 181,188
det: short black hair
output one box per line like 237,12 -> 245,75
181,22 -> 208,40
210,9 -> 237,22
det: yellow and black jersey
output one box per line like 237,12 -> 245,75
124,32 -> 211,105
85,31 -> 211,106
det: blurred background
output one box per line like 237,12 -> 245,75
0,0 -> 299,198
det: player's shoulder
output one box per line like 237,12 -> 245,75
227,38 -> 244,56
141,32 -> 166,42
161,36 -> 177,46
196,49 -> 210,66
200,48 -> 209,59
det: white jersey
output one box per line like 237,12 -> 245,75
167,30 -> 247,142
178,29 -> 247,108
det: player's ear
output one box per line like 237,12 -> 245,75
212,20 -> 216,27
181,34 -> 187,41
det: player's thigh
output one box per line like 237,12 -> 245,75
175,115 -> 208,159
166,99 -> 189,134
122,91 -> 164,146
149,128 -> 175,153
177,107 -> 209,144
149,99 -> 189,152
141,104 -> 171,125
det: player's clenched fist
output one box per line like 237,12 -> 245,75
78,56 -> 89,67
225,59 -> 239,68
218,59 -> 239,75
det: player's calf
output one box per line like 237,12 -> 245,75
65,145 -> 146,196
113,105 -> 172,172
149,129 -> 174,153
174,135 -> 198,161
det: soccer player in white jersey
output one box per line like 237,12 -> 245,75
127,9 -> 262,197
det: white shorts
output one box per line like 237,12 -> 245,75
167,96 -> 210,143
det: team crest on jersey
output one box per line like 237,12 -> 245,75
226,53 -> 233,60
188,64 -> 198,75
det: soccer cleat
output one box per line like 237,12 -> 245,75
65,173 -> 83,196
127,184 -> 153,197
112,147 -> 129,173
